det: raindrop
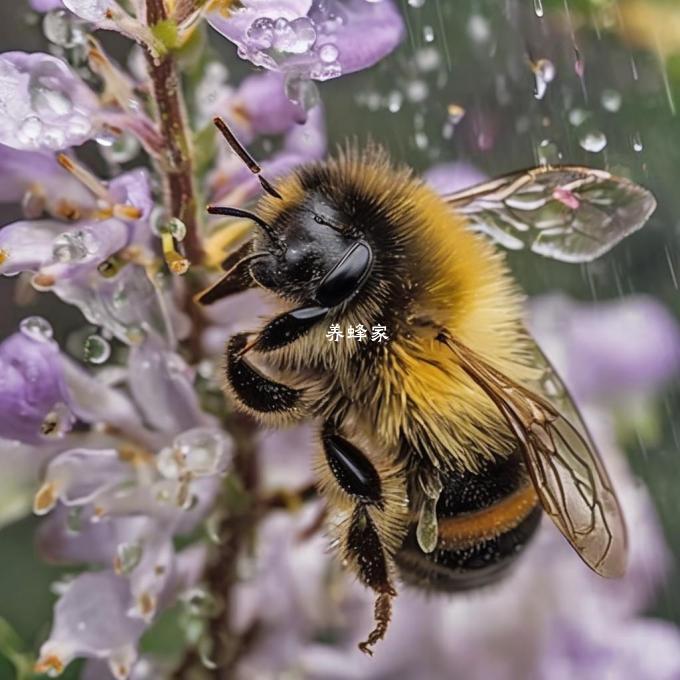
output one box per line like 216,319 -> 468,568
406,79 -> 429,103
532,59 -> 556,100
273,17 -> 316,54
387,90 -> 403,113
601,89 -> 622,112
101,132 -> 140,164
447,103 -> 466,125
568,108 -> 589,127
167,217 -> 187,241
52,229 -> 96,263
415,131 -> 428,150
579,131 -> 607,153
423,25 -> 434,43
408,0 -> 426,6
84,334 -> 111,364
173,428 -> 231,477
284,73 -> 320,111
94,128 -> 118,147
246,17 -> 275,49
17,116 -> 43,146
20,316 -> 53,342
632,132 -> 643,152
534,0 -> 544,18
115,542 -> 143,575
416,497 -> 439,553
43,9 -> 86,48
318,43 -> 339,64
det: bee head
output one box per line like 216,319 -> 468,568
251,194 -> 359,302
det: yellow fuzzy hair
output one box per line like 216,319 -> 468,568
254,146 -> 540,473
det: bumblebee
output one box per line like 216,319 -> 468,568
200,117 -> 656,654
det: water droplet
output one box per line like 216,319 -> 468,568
632,132 -> 643,152
534,0 -> 544,17
568,108 -> 589,127
31,87 -> 73,118
416,497 -> 439,553
17,116 -> 43,146
532,58 -> 555,100
52,229 -> 96,263
579,131 -> 607,153
467,14 -> 491,43
173,428 -> 231,477
415,131 -> 428,150
284,74 -> 320,111
273,17 -> 316,54
447,103 -> 466,125
406,79 -> 429,103
94,128 -> 118,147
22,187 -> 46,219
408,0 -> 426,6
387,90 -> 403,113
167,217 -> 187,241
115,542 -> 143,575
423,25 -> 434,42
84,334 -> 111,364
601,89 -> 622,112
319,43 -> 339,63
101,132 -> 140,164
43,9 -> 86,48
184,587 -> 218,617
246,17 -> 275,49
20,316 -> 53,342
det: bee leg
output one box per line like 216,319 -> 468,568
321,426 -> 396,654
247,305 -> 330,353
225,332 -> 305,419
194,241 -> 256,306
347,504 -> 397,655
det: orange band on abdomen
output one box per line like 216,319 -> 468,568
437,482 -> 539,551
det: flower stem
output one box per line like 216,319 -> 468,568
144,0 -> 203,265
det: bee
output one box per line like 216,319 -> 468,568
199,116 -> 656,654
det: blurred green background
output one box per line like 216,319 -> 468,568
0,0 -> 679,677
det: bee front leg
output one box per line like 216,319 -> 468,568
225,333 -> 307,423
195,241 -> 257,306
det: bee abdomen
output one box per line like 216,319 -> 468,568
395,452 -> 542,592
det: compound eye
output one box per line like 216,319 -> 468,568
322,432 -> 382,504
316,240 -> 373,308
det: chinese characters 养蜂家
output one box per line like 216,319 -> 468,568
326,324 -> 389,342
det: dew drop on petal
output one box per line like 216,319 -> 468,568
52,229 -> 96,263
17,116 -> 44,146
20,315 -> 53,342
246,17 -> 275,50
579,130 -> 607,153
115,541 -> 143,575
319,43 -> 339,64
84,334 -> 111,364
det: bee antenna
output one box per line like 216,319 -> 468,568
212,116 -> 283,200
207,205 -> 284,251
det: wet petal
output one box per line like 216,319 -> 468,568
30,0 -> 64,10
0,329 -> 74,444
0,219 -> 64,276
36,571 -> 145,676
128,338 -> 211,434
0,51 -> 99,151
208,0 -> 404,81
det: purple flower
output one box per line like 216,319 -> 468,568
529,294 -> 680,401
208,0 -> 404,82
0,52 -> 100,151
0,327 -> 75,444
30,0 -> 64,10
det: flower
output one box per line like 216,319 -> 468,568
0,51 -> 100,152
0,327 -> 75,444
208,0 -> 405,82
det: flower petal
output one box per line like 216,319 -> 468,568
0,330 -> 74,444
0,51 -> 99,151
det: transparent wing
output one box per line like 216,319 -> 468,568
443,166 -> 656,263
440,333 -> 627,577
